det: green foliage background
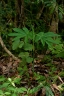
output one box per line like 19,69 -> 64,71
0,0 -> 64,95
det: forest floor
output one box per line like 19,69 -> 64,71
0,54 -> 64,96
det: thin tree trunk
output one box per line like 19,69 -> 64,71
15,0 -> 25,28
49,4 -> 58,33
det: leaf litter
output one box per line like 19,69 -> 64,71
0,55 -> 64,96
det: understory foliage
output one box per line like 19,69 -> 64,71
8,27 -> 60,61
0,0 -> 64,96
0,76 -> 55,96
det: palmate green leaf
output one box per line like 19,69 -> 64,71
45,38 -> 61,49
23,27 -> 29,35
35,32 -> 44,42
41,37 -> 60,50
13,28 -> 24,33
9,28 -> 29,38
12,36 -> 23,41
24,43 -> 33,51
35,32 -> 59,43
8,33 -> 21,36
44,32 -> 59,37
19,41 -> 24,48
18,52 -> 29,58
41,38 -> 45,46
12,40 -> 20,50
46,37 -> 60,44
45,41 -> 53,48
8,33 -> 26,38
26,57 -> 33,63
24,36 -> 28,44
28,31 -> 36,40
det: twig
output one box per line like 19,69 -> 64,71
0,36 -> 20,62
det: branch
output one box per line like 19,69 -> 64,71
0,36 -> 20,62
36,5 -> 44,19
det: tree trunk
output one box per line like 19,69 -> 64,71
49,5 -> 58,33
15,0 -> 25,28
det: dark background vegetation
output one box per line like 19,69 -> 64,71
0,0 -> 64,96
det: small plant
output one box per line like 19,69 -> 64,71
8,27 -> 61,76
9,27 -> 34,76
0,76 -> 28,96
27,81 -> 54,96
49,43 -> 64,58
9,27 -> 60,56
49,43 -> 63,54
34,72 -> 46,82
8,27 -> 34,61
35,31 -> 60,48
0,76 -> 54,96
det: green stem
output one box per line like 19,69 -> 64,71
32,25 -> 34,73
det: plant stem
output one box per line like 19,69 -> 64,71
32,26 -> 34,73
